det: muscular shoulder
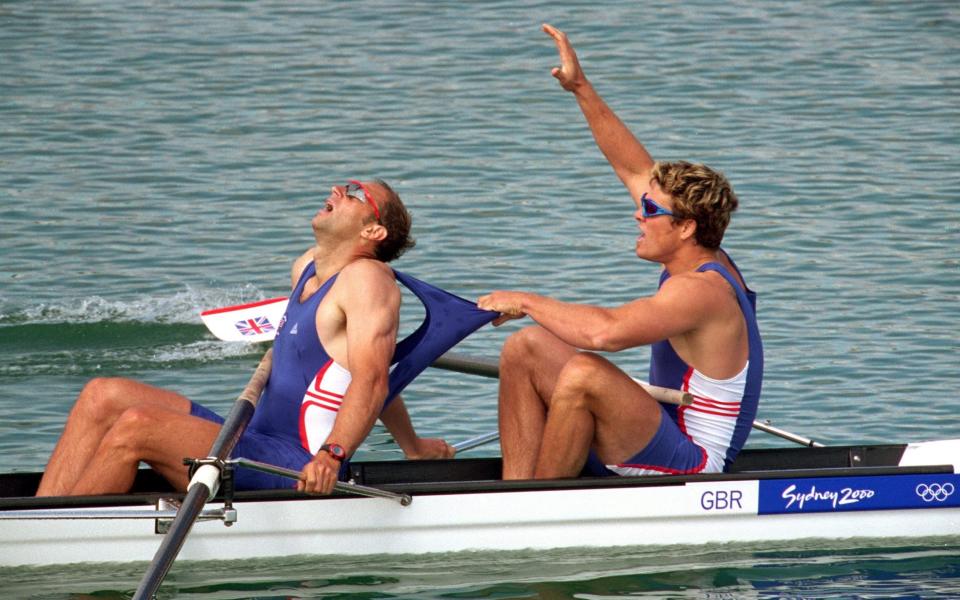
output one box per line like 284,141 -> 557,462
658,270 -> 737,313
335,259 -> 400,305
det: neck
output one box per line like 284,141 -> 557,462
310,239 -> 375,284
662,246 -> 720,276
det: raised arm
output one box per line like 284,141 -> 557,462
544,23 -> 655,202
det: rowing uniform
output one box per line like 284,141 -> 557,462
191,263 -> 496,490
589,252 -> 763,476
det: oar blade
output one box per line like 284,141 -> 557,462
200,297 -> 288,342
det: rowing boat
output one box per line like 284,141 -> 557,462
2,438 -> 958,567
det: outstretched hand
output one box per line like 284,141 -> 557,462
543,23 -> 587,92
478,291 -> 527,326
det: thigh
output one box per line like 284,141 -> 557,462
507,325 -> 579,403
562,354 -> 664,465
91,377 -> 194,415
117,407 -> 224,485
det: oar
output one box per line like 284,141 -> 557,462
229,457 -> 412,505
436,352 -> 693,405
133,349 -> 273,600
453,431 -> 500,453
752,420 -> 823,448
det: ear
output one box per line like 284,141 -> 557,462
361,222 -> 388,243
678,218 -> 697,243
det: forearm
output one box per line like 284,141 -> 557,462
325,374 -> 388,457
378,396 -> 418,456
572,80 -> 655,185
518,293 -> 621,351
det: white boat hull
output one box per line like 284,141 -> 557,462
4,467 -> 959,567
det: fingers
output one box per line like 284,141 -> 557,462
409,438 -> 456,460
478,292 -> 527,327
297,455 -> 340,495
492,313 -> 523,327
542,22 -> 562,40
543,23 -> 570,56
542,23 -> 585,92
438,440 -> 455,459
478,292 -> 520,314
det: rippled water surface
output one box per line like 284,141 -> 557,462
1,0 -> 958,597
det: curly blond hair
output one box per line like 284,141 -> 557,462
651,161 -> 738,249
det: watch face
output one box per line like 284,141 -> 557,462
327,444 -> 346,459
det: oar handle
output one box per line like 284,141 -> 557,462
753,420 -> 823,448
634,380 -> 693,406
433,353 -> 692,406
453,431 -> 500,453
230,457 -> 412,506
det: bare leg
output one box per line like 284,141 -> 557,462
533,352 -> 662,479
36,378 -> 193,496
498,326 -> 577,479
70,406 -> 221,495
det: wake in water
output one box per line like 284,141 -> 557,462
0,286 -> 271,377
0,284 -> 268,326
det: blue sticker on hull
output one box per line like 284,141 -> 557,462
758,473 -> 960,515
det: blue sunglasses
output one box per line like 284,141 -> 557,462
640,192 -> 677,219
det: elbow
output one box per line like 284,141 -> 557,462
371,373 -> 390,406
586,330 -> 629,353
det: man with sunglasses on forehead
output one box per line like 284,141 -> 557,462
478,25 -> 763,481
37,179 -> 461,497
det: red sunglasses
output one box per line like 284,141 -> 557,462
345,180 -> 381,221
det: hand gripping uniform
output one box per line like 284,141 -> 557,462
192,263 -> 496,489
588,251 -> 763,476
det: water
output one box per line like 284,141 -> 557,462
1,0 -> 958,597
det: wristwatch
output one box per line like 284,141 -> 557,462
319,443 -> 347,462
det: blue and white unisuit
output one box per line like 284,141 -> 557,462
191,263 -> 497,489
588,251 -> 763,476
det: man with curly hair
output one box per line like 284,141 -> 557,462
479,25 -> 763,480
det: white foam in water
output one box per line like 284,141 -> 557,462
10,285 -> 271,325
152,339 -> 260,364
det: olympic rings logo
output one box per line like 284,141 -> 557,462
915,483 -> 955,502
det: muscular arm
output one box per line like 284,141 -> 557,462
298,260 -> 399,494
325,260 -> 399,456
544,23 -> 655,202
479,274 -> 719,352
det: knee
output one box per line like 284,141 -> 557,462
553,353 -> 607,402
99,406 -> 157,455
501,326 -> 552,366
74,377 -> 134,423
